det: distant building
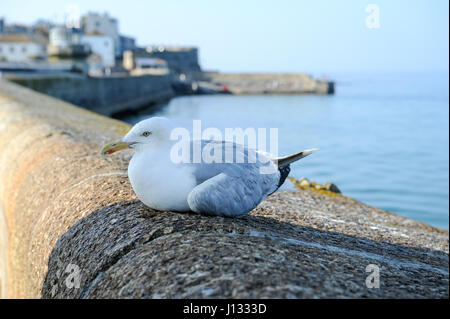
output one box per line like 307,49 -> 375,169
46,26 -> 90,74
49,26 -> 70,47
47,26 -> 90,58
86,53 -> 104,76
144,46 -> 201,74
3,23 -> 32,34
0,33 -> 48,62
0,18 -> 4,34
136,57 -> 168,70
80,34 -> 115,68
80,12 -> 120,57
32,19 -> 54,35
47,25 -> 115,71
80,12 -> 119,39
123,49 -> 167,70
122,50 -> 135,71
119,35 -> 136,57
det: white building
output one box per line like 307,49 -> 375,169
0,33 -> 47,62
80,13 -> 120,57
47,26 -> 90,58
49,26 -> 70,48
80,34 -> 115,68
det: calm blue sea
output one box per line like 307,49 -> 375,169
122,71 -> 449,229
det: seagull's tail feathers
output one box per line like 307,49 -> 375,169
276,148 -> 319,168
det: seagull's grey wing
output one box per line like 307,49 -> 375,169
187,161 -> 279,217
187,140 -> 277,184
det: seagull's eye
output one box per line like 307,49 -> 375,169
142,131 -> 151,137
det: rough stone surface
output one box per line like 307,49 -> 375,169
0,79 -> 448,299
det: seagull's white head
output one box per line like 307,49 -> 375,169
102,117 -> 174,155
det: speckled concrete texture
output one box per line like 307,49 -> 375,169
0,79 -> 448,299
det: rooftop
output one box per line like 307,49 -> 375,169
0,33 -> 48,44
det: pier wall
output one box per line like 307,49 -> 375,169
6,73 -> 174,116
201,72 -> 335,95
0,79 -> 447,299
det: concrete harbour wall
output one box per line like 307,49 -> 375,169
6,73 -> 175,116
202,72 -> 334,95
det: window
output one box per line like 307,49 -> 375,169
104,41 -> 108,47
9,46 -> 14,53
22,46 -> 27,53
0,47 -> 2,53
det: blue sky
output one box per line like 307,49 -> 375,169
1,0 -> 449,73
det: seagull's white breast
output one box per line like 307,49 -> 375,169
128,149 -> 197,211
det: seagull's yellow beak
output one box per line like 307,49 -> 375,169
101,141 -> 133,155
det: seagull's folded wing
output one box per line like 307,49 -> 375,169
187,164 -> 278,217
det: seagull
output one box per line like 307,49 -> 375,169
102,117 -> 318,217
